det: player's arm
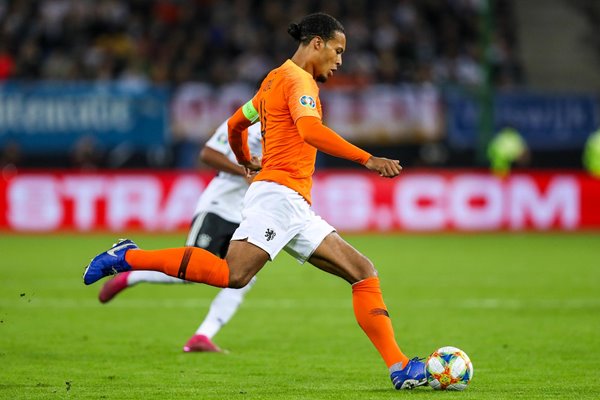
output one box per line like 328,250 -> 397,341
296,116 -> 402,178
227,99 -> 261,171
200,120 -> 249,176
200,146 -> 246,177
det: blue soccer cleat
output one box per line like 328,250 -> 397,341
390,357 -> 427,390
83,239 -> 138,285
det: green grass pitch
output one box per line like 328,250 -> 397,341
1,232 -> 599,399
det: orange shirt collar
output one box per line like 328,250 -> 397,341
284,59 -> 314,81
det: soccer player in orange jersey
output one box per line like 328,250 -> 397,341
83,13 -> 426,390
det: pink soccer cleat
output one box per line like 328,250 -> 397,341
98,271 -> 131,303
183,334 -> 223,353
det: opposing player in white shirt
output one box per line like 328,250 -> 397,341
98,120 -> 263,353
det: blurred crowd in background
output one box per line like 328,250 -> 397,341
0,0 -> 522,88
1,0 -> 599,173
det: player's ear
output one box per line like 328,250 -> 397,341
312,36 -> 323,50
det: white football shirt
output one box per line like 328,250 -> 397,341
193,120 -> 262,224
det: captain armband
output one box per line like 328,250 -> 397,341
242,100 -> 259,123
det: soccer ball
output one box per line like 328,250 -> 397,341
425,346 -> 473,391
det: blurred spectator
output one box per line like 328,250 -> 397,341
0,139 -> 21,166
0,0 -> 522,87
71,135 -> 103,170
583,128 -> 600,177
13,38 -> 41,78
118,59 -> 150,92
0,139 -> 22,178
0,42 -> 15,80
487,126 -> 530,176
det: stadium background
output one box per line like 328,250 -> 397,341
1,2 -> 599,399
1,0 -> 599,232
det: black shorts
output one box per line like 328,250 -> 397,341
185,212 -> 240,258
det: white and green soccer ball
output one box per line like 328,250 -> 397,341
425,346 -> 474,391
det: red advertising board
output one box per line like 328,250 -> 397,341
1,170 -> 599,232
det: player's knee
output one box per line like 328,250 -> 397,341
352,257 -> 377,282
228,270 -> 253,289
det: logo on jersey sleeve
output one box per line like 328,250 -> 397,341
299,95 -> 316,109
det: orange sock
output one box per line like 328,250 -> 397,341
352,277 -> 409,369
125,247 -> 229,288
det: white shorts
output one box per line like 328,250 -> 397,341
231,181 -> 335,263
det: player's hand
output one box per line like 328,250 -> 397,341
242,155 -> 262,178
244,168 -> 259,184
365,156 -> 402,178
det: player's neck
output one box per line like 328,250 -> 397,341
290,49 -> 316,81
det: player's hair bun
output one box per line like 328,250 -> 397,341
288,23 -> 302,40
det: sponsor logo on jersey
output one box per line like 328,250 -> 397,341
299,95 -> 316,109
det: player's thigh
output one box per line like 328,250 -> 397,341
308,232 -> 376,284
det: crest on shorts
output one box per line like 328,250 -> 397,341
299,95 -> 316,109
264,228 -> 276,241
197,233 -> 212,248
